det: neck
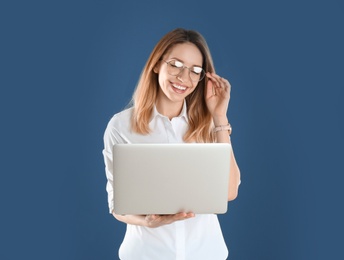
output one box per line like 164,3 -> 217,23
155,98 -> 184,120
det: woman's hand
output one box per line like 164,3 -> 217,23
145,212 -> 195,228
205,72 -> 231,122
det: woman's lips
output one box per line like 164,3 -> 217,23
171,82 -> 187,94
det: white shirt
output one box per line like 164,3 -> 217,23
103,102 -> 229,260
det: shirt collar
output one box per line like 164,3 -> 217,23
151,100 -> 188,123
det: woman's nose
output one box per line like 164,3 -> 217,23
176,67 -> 190,83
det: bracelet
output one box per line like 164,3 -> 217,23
213,123 -> 232,135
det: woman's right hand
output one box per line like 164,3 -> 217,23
144,213 -> 195,228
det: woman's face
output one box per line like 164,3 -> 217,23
155,42 -> 203,109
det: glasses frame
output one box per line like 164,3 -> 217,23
162,59 -> 205,82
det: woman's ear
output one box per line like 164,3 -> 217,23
153,61 -> 161,74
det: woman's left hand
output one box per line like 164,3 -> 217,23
205,72 -> 231,120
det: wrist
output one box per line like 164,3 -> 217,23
213,123 -> 232,135
213,116 -> 228,126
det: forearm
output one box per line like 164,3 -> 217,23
228,151 -> 240,201
113,213 -> 147,226
213,116 -> 241,201
113,212 -> 195,228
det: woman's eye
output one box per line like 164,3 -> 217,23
192,67 -> 202,75
173,61 -> 184,68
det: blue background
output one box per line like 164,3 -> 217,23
1,0 -> 343,259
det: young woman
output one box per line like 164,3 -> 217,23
103,28 -> 241,259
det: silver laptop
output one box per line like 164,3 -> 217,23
112,143 -> 231,215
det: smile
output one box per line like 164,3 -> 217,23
172,83 -> 187,91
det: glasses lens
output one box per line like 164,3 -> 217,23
167,60 -> 183,76
190,67 -> 205,82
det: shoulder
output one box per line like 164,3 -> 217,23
103,107 -> 133,143
107,107 -> 133,129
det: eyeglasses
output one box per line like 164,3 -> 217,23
163,59 -> 205,82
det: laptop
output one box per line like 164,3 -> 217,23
112,143 -> 231,215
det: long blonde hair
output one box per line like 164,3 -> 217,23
131,28 -> 215,143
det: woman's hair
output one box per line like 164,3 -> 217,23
131,28 -> 215,143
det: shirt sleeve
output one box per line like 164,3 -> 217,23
102,122 -> 125,214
